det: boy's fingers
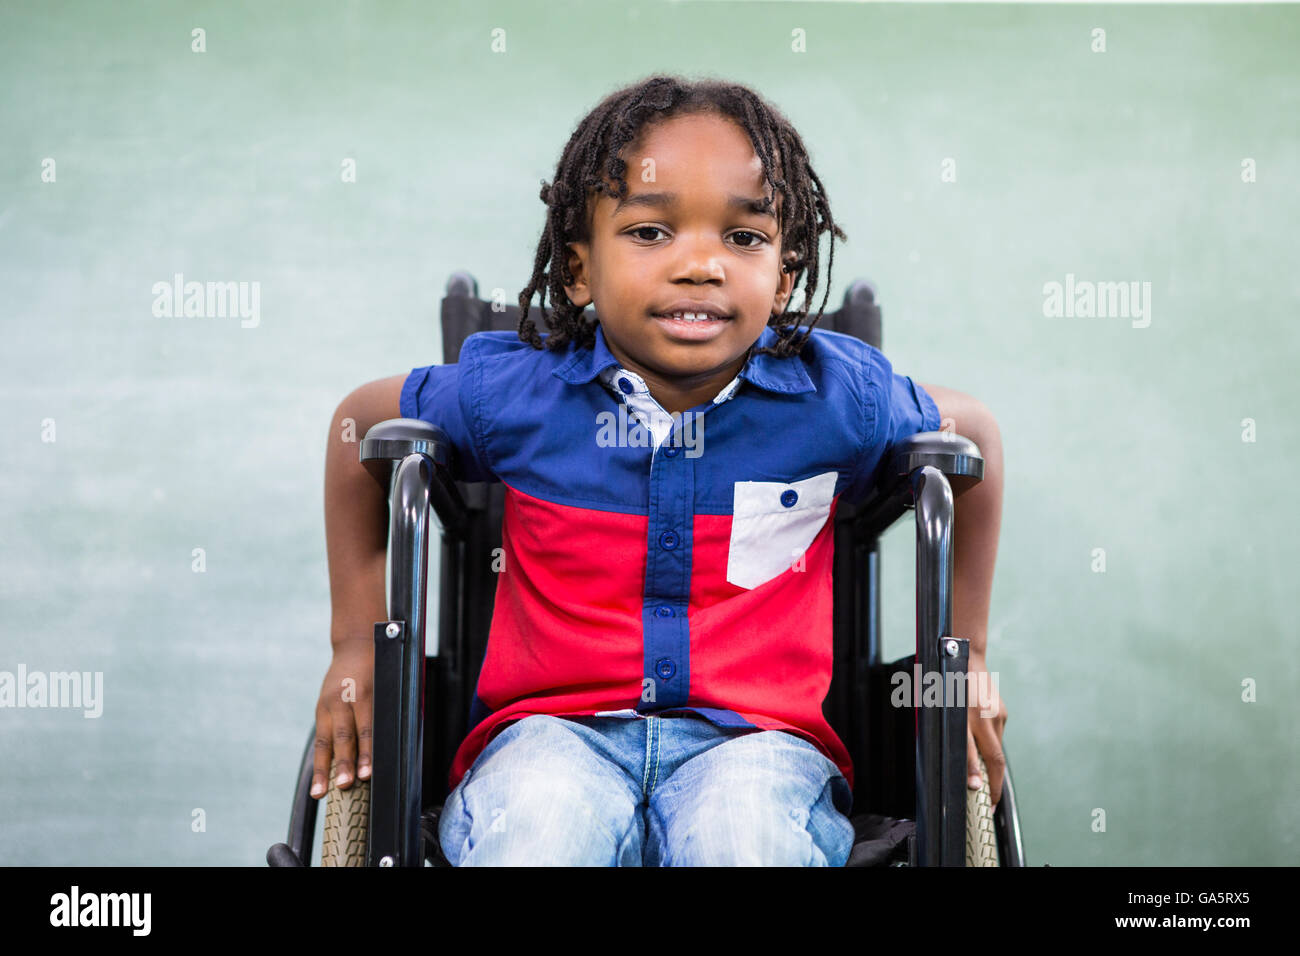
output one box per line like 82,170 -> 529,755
355,701 -> 373,780
310,713 -> 333,799
987,758 -> 1005,807
975,720 -> 1007,807
332,706 -> 358,789
966,728 -> 983,791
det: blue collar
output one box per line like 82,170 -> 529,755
552,322 -> 816,396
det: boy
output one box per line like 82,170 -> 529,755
314,76 -> 1006,865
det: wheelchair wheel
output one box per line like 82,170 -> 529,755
320,758 -> 369,867
966,752 -> 999,867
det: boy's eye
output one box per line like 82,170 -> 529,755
729,230 -> 766,248
626,226 -> 768,247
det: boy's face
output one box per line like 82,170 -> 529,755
563,112 -> 796,415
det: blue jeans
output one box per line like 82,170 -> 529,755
437,713 -> 856,866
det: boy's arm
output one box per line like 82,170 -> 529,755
915,383 -> 1009,805
312,373 -> 407,799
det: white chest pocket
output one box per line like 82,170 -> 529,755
726,471 -> 839,590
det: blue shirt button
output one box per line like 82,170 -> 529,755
655,605 -> 675,618
663,445 -> 680,458
618,377 -> 634,394
659,530 -> 678,550
655,658 -> 676,680
781,489 -> 798,508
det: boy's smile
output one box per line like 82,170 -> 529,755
563,112 -> 796,417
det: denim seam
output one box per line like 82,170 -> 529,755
450,765 -> 475,866
647,717 -> 662,795
640,718 -> 652,796
457,765 -> 476,819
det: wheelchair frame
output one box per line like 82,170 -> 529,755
268,273 -> 1026,868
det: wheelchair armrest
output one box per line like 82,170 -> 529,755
362,419 -> 458,866
359,418 -> 468,539
890,430 -> 983,494
851,431 -> 984,540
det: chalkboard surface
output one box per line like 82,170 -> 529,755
1,0 -> 1295,865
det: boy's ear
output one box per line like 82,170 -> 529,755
564,241 -> 593,308
773,250 -> 798,314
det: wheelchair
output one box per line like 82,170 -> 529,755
268,271 -> 1027,867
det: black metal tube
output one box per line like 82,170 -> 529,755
392,453 -> 431,866
267,843 -> 305,867
286,723 -> 319,865
368,453 -> 432,866
995,758 -> 1026,866
910,464 -> 965,866
865,543 -> 882,670
370,621 -> 403,865
940,637 -> 970,865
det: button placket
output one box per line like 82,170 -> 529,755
642,408 -> 694,712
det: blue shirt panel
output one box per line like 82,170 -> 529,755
400,323 -> 939,513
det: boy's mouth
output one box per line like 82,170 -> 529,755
651,300 -> 732,322
650,299 -> 734,341
651,309 -> 733,342
652,309 -> 731,322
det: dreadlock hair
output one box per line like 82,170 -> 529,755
516,74 -> 848,359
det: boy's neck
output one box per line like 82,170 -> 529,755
640,346 -> 754,416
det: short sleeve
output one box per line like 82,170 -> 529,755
849,347 -> 942,500
399,363 -> 497,483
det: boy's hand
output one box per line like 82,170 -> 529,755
966,651 -> 1008,807
310,640 -> 374,799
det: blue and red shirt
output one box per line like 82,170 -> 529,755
400,321 -> 940,792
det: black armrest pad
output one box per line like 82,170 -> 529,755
889,431 -> 984,494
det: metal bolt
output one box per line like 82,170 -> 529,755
942,639 -> 959,658
379,855 -> 394,867
385,623 -> 400,639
